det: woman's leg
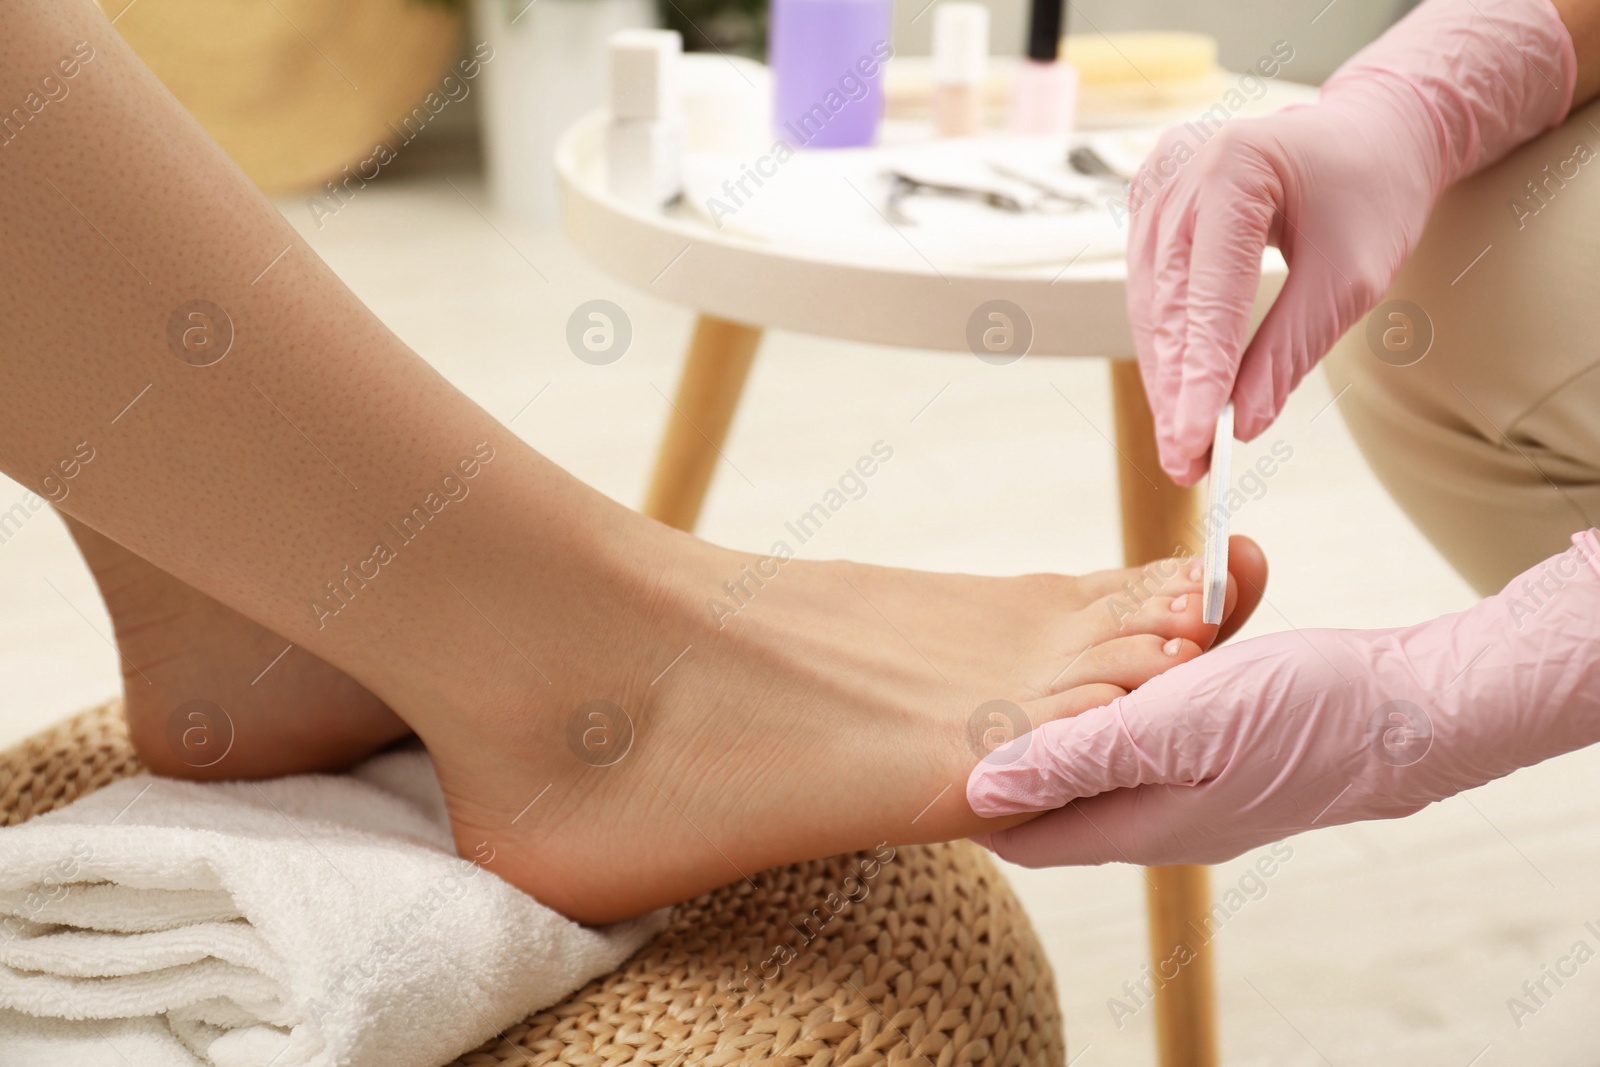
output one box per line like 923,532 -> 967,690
1325,96 -> 1600,594
62,515 -> 412,777
1,0 -> 1268,923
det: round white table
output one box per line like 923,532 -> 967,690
558,88 -> 1301,1067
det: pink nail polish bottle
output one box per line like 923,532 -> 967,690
1008,0 -> 1078,136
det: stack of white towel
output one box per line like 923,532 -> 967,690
0,746 -> 663,1067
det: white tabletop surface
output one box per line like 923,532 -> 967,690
558,75 -> 1312,358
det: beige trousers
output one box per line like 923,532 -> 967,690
1324,95 -> 1600,595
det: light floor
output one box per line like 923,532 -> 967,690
2,175 -> 1598,1066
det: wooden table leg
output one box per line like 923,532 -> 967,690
1109,360 -> 1219,1067
643,314 -> 763,532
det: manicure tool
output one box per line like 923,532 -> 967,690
1201,402 -> 1234,625
985,160 -> 1099,210
1067,144 -> 1131,185
883,171 -> 1028,226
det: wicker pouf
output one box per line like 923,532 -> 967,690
0,702 -> 1065,1067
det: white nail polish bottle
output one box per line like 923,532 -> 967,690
932,3 -> 988,138
606,29 -> 684,209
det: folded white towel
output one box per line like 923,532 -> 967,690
0,745 -> 663,1067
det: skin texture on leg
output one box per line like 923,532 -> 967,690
0,0 -> 644,684
61,515 -> 411,777
0,0 -> 1273,924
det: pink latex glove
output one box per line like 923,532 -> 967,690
1128,0 -> 1577,485
967,531 -> 1600,867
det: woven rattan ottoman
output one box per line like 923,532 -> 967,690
0,701 -> 1065,1067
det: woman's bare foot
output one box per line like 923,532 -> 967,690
64,518 -> 411,778
423,533 -> 1267,924
65,481 -> 1266,927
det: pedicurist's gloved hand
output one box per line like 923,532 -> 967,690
1128,0 -> 1576,485
966,531 -> 1600,867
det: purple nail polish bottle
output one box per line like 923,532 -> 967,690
768,0 -> 894,149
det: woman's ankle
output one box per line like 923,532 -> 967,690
370,493 -> 722,739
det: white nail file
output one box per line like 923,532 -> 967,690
1201,402 -> 1234,626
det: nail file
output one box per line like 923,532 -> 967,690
1201,402 -> 1234,626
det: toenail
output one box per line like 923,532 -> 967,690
1188,560 -> 1204,581
1163,637 -> 1183,655
1170,594 -> 1189,612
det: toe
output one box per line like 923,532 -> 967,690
1042,631 -> 1205,698
1068,557 -> 1205,645
1106,588 -> 1220,646
1072,552 -> 1203,604
1092,536 -> 1268,648
1019,631 -> 1204,732
1025,681 -> 1127,725
1217,535 -> 1268,644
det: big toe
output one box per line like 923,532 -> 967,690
1218,534 -> 1268,644
1097,535 -> 1268,648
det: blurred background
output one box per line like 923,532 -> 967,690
9,0 -> 1600,1064
83,0 -> 1418,218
